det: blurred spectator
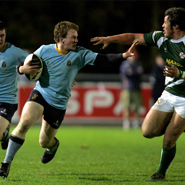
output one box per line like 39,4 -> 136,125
120,50 -> 143,129
149,54 -> 165,105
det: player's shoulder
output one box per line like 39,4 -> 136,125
6,42 -> 13,48
152,31 -> 165,40
35,44 -> 55,56
6,42 -> 19,51
144,31 -> 167,46
145,31 -> 164,39
74,46 -> 94,54
75,46 -> 87,51
39,44 -> 55,50
5,42 -> 27,55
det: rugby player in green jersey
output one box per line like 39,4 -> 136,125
91,7 -> 185,181
0,22 -> 39,151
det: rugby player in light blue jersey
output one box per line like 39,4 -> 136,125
0,21 -> 39,151
0,21 -> 138,178
91,7 -> 185,181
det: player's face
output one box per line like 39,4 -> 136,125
0,29 -> 6,50
162,16 -> 174,39
62,29 -> 78,51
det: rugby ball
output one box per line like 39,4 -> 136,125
25,54 -> 43,81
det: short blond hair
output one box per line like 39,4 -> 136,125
54,21 -> 79,42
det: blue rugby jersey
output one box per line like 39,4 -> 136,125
34,44 -> 98,109
0,42 -> 28,104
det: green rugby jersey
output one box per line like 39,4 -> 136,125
144,31 -> 185,98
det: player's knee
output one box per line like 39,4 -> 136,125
142,131 -> 154,138
18,123 -> 30,134
17,117 -> 33,134
142,126 -> 155,138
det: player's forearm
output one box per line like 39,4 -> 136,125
16,62 -> 24,75
94,53 -> 124,65
107,33 -> 136,45
107,33 -> 145,46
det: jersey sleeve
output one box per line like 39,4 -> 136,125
77,47 -> 98,67
144,31 -> 164,47
34,45 -> 44,57
14,47 -> 29,64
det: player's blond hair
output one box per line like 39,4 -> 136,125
54,21 -> 79,43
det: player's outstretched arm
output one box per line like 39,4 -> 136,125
122,41 -> 138,59
94,41 -> 138,66
91,33 -> 145,49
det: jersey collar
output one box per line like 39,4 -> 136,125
0,42 -> 7,52
171,35 -> 185,43
55,44 -> 69,55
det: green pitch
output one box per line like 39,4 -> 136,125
0,125 -> 185,185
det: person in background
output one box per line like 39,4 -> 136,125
149,54 -> 165,105
120,50 -> 143,129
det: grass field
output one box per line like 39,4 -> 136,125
0,125 -> 185,185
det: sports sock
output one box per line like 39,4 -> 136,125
156,145 -> 176,176
4,135 -> 25,164
47,138 -> 58,153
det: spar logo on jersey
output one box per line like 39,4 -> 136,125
179,52 -> 185,59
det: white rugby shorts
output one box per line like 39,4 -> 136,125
152,90 -> 185,119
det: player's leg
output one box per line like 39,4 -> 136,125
150,111 -> 185,181
0,101 -> 43,178
39,119 -> 59,163
0,103 -> 17,150
39,103 -> 66,164
149,92 -> 185,181
12,101 -> 43,139
0,117 -> 9,149
142,91 -> 174,138
122,90 -> 131,129
142,109 -> 173,138
132,90 -> 142,128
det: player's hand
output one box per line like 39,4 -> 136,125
90,36 -> 110,49
19,60 -> 40,76
163,63 -> 179,77
122,41 -> 138,59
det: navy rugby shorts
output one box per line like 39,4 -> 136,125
0,103 -> 18,123
27,90 -> 66,129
